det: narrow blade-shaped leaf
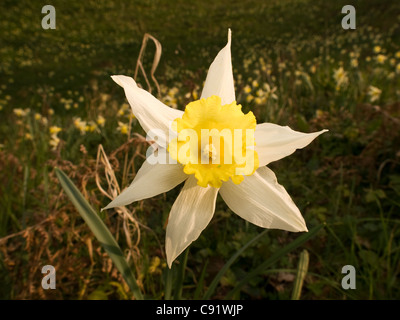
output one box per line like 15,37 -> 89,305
55,168 -> 143,300
291,249 -> 310,300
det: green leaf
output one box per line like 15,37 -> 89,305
55,168 -> 143,300
296,114 -> 310,132
291,249 -> 309,300
164,264 -> 173,300
203,229 -> 268,299
226,223 -> 325,299
174,248 -> 189,300
193,260 -> 209,299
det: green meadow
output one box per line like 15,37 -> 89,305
1,0 -> 400,299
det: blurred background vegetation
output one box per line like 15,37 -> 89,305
0,0 -> 399,299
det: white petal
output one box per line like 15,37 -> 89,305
111,75 -> 183,147
219,166 -> 307,232
165,176 -> 219,268
200,29 -> 235,105
103,156 -> 187,210
255,123 -> 328,167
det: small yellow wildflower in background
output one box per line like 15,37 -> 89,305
117,121 -> 129,135
351,58 -> 358,68
85,121 -> 98,133
376,54 -> 387,64
164,87 -> 180,109
118,103 -> 130,116
49,126 -> 62,150
100,93 -> 110,103
13,108 -> 29,117
192,89 -> 199,100
395,51 -> 400,59
168,87 -> 179,97
49,126 -> 62,135
243,85 -> 252,94
256,89 -> 264,97
396,63 -> 400,74
246,94 -> 254,103
373,46 -> 381,54
61,98 -> 73,110
368,85 -> 382,103
96,115 -> 106,127
349,52 -> 357,58
25,133 -> 33,140
148,256 -> 165,275
34,113 -> 42,121
254,97 -> 262,104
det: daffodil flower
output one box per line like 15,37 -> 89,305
104,30 -> 327,267
368,85 -> 382,103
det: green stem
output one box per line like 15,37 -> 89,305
174,248 -> 189,300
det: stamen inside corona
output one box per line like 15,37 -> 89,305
168,95 -> 259,188
202,143 -> 217,162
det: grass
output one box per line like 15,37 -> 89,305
0,0 -> 400,299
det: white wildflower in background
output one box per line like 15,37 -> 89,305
73,117 -> 87,135
333,67 -> 349,91
49,135 -> 60,150
368,85 -> 382,103
263,83 -> 278,101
